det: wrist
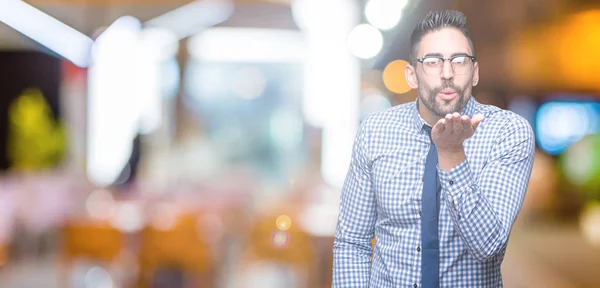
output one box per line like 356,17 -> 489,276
437,144 -> 465,156
437,145 -> 465,172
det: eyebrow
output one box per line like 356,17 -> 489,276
422,52 -> 470,58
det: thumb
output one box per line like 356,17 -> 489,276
471,114 -> 484,130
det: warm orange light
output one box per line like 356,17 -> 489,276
382,59 -> 411,94
509,9 -> 600,92
275,215 -> 292,231
555,10 -> 600,91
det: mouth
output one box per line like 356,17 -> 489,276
438,89 -> 458,101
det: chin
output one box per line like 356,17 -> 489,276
434,104 -> 462,117
436,99 -> 457,110
440,96 -> 465,109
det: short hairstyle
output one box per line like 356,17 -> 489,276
409,10 -> 474,63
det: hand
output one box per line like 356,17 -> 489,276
431,112 -> 484,153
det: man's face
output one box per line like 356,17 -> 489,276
405,27 -> 479,119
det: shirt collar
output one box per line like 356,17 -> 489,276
411,96 -> 477,132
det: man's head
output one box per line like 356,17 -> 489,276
405,10 -> 479,122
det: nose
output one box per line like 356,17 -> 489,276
441,60 -> 454,80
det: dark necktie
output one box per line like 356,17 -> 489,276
421,126 -> 440,288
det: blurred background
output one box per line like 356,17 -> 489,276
0,0 -> 600,287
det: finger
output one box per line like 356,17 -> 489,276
461,115 -> 471,130
451,113 -> 462,133
432,118 -> 445,135
471,114 -> 485,130
444,114 -> 454,132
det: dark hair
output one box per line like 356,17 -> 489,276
409,10 -> 474,63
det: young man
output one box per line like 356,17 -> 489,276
332,10 -> 535,287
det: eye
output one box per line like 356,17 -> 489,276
451,56 -> 467,65
422,57 -> 440,66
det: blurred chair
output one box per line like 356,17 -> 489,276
136,212 -> 214,288
236,211 -> 317,288
59,220 -> 125,287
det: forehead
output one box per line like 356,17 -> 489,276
417,27 -> 472,57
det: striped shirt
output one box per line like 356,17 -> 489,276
332,97 -> 535,287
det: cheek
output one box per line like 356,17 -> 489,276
418,84 -> 432,97
416,76 -> 436,91
458,77 -> 473,91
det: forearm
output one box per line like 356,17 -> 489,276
437,150 -> 518,262
434,112 -> 535,262
439,167 -> 507,262
332,178 -> 376,287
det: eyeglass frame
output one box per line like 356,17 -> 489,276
415,54 -> 477,75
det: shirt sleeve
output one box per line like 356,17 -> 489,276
436,115 -> 535,262
332,121 -> 377,287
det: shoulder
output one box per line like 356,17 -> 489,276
474,100 -> 535,150
355,101 -> 415,154
476,102 -> 533,134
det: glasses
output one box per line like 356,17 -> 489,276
416,55 -> 476,76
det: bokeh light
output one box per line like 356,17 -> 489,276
561,133 -> 600,199
382,59 -> 411,94
270,230 -> 290,249
555,10 -> 600,91
364,0 -> 407,30
150,202 -> 180,231
580,202 -> 600,248
360,90 -> 392,120
276,215 -> 292,231
347,24 -> 383,59
85,189 -> 115,220
536,101 -> 600,155
109,201 -> 144,233
84,266 -> 114,288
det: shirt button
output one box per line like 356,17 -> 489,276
417,246 -> 421,252
419,211 -> 422,216
449,180 -> 454,185
414,284 -> 418,288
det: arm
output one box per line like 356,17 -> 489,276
332,122 -> 377,287
436,117 -> 535,262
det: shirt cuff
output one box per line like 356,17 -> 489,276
437,159 -> 473,207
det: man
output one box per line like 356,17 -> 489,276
332,10 -> 535,288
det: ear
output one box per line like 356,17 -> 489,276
405,63 -> 418,89
472,61 -> 480,86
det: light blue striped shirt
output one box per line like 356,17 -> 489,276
333,97 -> 535,287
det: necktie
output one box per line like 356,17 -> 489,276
421,126 -> 440,288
